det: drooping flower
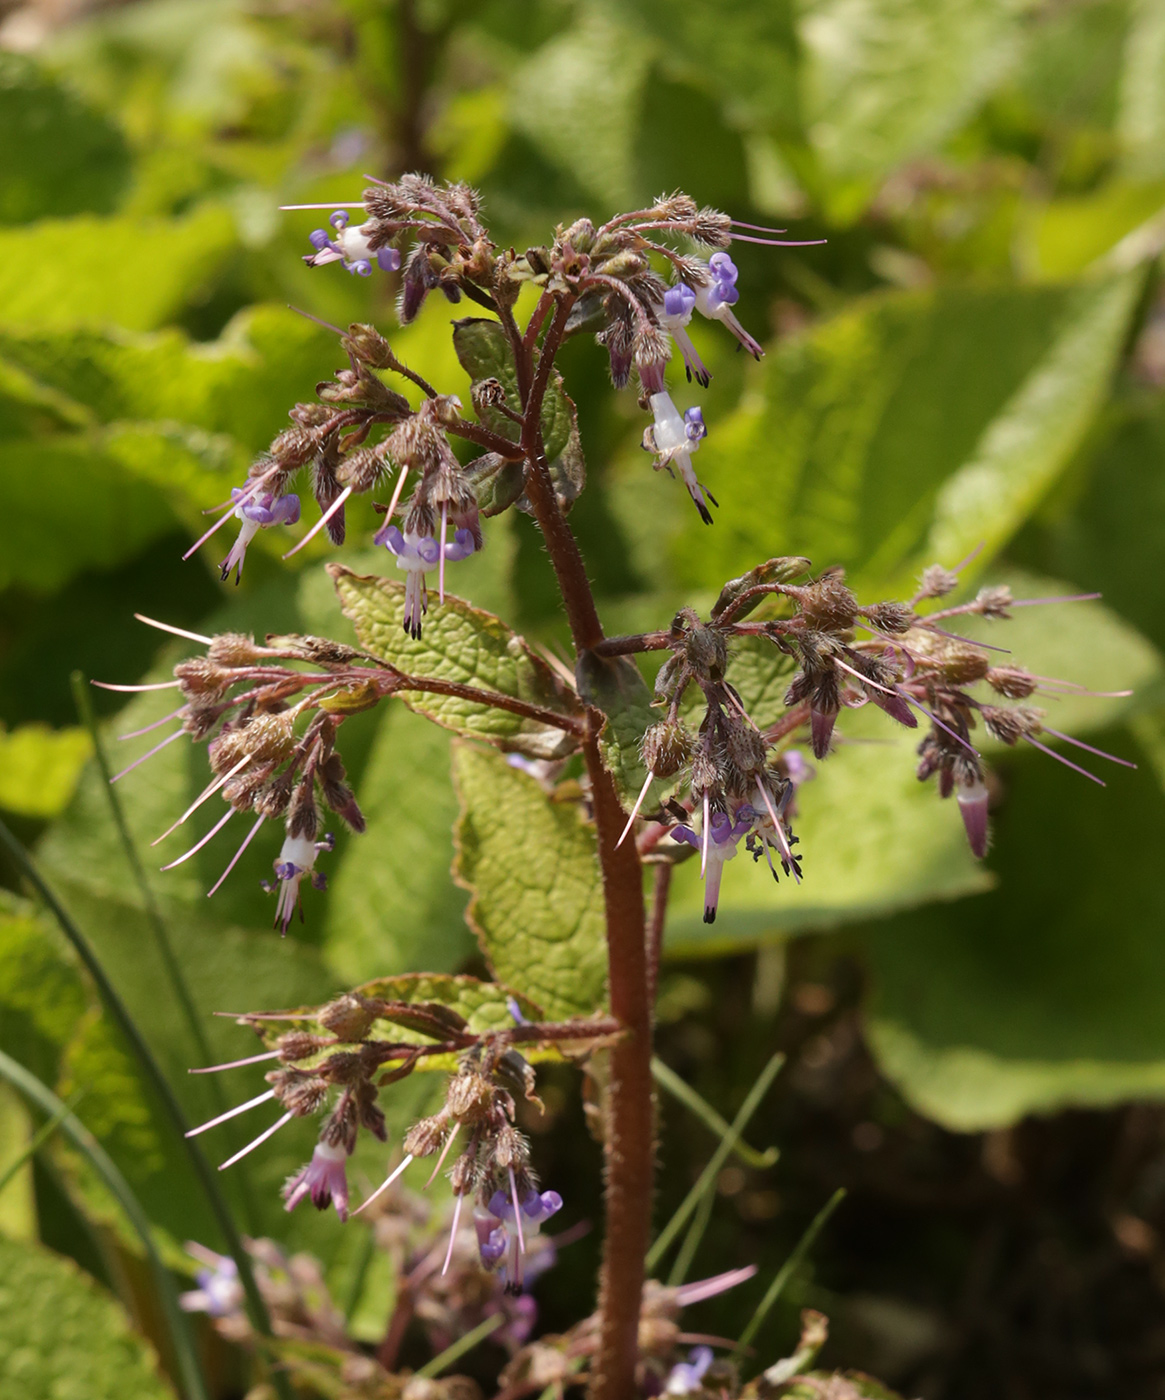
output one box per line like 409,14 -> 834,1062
666,1346 -> 715,1396
264,832 -> 332,935
657,282 -> 711,387
644,391 -> 716,524
693,252 -> 763,358
220,489 -> 301,584
670,808 -> 751,923
955,775 -> 990,858
283,1140 -> 351,1221
374,522 -> 477,639
475,1186 -> 564,1293
304,210 -> 402,277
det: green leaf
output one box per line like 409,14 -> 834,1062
0,437 -> 178,594
507,12 -> 651,207
863,732 -> 1165,1130
322,704 -> 474,985
576,651 -> 657,804
662,278 -> 1140,602
0,1233 -> 176,1400
452,743 -> 608,1018
451,315 -> 576,463
1118,0 -> 1165,178
0,724 -> 92,818
0,910 -> 88,1086
0,204 -> 238,331
665,706 -> 992,956
799,0 -> 1024,215
330,564 -> 581,760
0,55 -> 131,224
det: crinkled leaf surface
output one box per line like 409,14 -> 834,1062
0,1234 -> 176,1400
452,744 -> 607,1018
331,564 -> 580,759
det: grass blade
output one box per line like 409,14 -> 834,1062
0,815 -> 292,1400
647,1052 -> 784,1274
0,1091 -> 82,1196
652,1056 -> 779,1169
732,1187 -> 846,1360
0,1049 -> 209,1400
414,1312 -> 505,1378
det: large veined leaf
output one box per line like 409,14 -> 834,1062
799,0 -> 1024,214
660,276 -> 1140,602
0,205 -> 239,331
331,565 -> 581,760
452,743 -> 608,1018
0,1234 -> 176,1400
862,732 -> 1165,1130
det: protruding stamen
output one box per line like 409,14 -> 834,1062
109,727 -> 185,782
287,305 -> 347,336
442,1192 -> 465,1277
729,233 -> 828,247
674,1264 -> 758,1307
901,693 -> 979,756
1022,734 -> 1104,784
190,1050 -> 282,1074
1011,593 -> 1102,607
616,769 -> 656,848
438,501 -> 448,603
278,202 -> 368,210
153,754 -> 252,845
93,680 -> 182,693
383,466 -> 410,525
730,219 -> 789,233
207,814 -> 267,898
700,791 -> 710,879
118,707 -> 185,740
218,1111 -> 294,1170
160,806 -> 236,871
424,1123 -> 461,1189
509,1166 -> 525,1255
353,1154 -> 414,1216
185,1088 -> 275,1137
948,541 -> 986,576
283,485 -> 352,559
133,614 -> 214,646
182,467 -> 279,562
1038,726 -> 1137,769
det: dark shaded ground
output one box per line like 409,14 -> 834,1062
629,938 -> 1165,1400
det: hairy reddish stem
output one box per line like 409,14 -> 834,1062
516,292 -> 654,1400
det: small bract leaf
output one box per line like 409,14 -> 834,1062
452,744 -> 608,1019
330,564 -> 581,760
576,651 -> 657,805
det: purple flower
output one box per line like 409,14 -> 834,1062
475,1186 -> 563,1291
666,1346 -> 714,1396
956,776 -> 989,858
265,833 -> 329,934
179,1246 -> 242,1317
644,391 -> 717,524
219,488 -> 300,584
283,1140 -> 351,1221
304,211 -> 402,277
671,809 -> 751,922
373,523 -> 478,640
657,282 -> 710,387
692,253 -> 764,359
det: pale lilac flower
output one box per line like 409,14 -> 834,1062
670,809 -> 751,923
693,252 -> 763,358
644,391 -> 716,524
666,1346 -> 714,1396
264,832 -> 331,935
475,1187 -> 564,1292
374,523 -> 477,639
657,282 -> 710,387
283,1140 -> 351,1221
304,210 -> 401,277
179,1245 -> 242,1317
956,776 -> 989,858
219,489 -> 300,583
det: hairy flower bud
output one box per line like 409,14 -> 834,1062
318,994 -> 378,1042
860,601 -> 915,633
642,721 -> 694,779
682,624 -> 728,682
938,644 -> 991,686
175,658 -> 231,700
975,585 -> 1013,619
278,1032 -> 328,1063
917,563 -> 960,599
986,665 -> 1038,698
207,633 -> 267,668
981,704 -> 1043,745
795,570 -> 859,632
404,1114 -> 449,1157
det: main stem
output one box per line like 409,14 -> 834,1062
516,298 -> 654,1400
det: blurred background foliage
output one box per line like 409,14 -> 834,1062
2,0 -> 1165,1395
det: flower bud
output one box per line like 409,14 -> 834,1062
642,721 -> 694,779
404,1114 -> 449,1157
795,570 -> 859,631
986,666 -> 1037,698
938,645 -> 990,686
860,601 -> 915,633
207,633 -> 267,668
318,993 -> 378,1041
